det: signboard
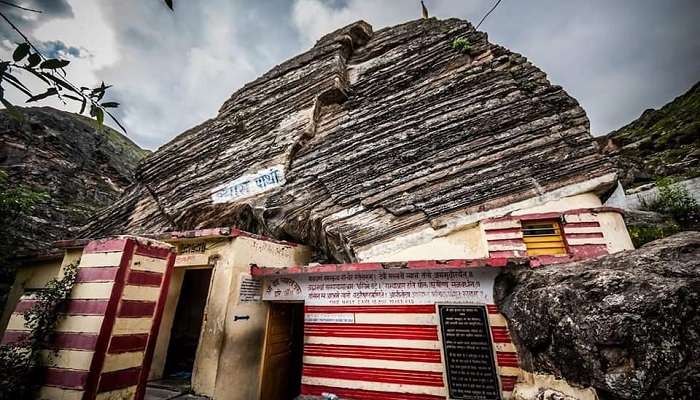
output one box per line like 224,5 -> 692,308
304,313 -> 355,324
238,274 -> 262,304
211,165 -> 285,203
261,268 -> 498,305
439,305 -> 501,400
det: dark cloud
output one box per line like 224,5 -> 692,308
37,40 -> 81,58
0,0 -> 72,48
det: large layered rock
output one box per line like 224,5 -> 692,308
81,18 -> 614,262
496,232 -> 700,400
0,106 -> 149,256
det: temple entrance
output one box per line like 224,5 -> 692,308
163,268 -> 213,378
260,302 -> 305,400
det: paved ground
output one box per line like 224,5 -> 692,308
144,378 -> 209,400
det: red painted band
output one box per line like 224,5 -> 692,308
83,239 -> 128,254
1,330 -> 29,345
484,227 -> 521,235
489,250 -> 527,258
487,238 -> 525,246
76,267 -> 119,282
304,344 -> 442,363
301,384 -> 446,400
108,334 -> 149,354
303,364 -> 444,387
565,232 -> 604,239
497,351 -> 520,367
126,270 -> 163,287
43,368 -> 89,389
14,299 -> 109,315
500,375 -> 518,391
117,300 -> 156,318
491,327 -> 512,343
564,221 -> 600,228
49,332 -> 99,351
305,323 -> 438,340
305,305 -> 436,314
97,367 -> 141,392
486,304 -> 499,314
134,244 -> 171,260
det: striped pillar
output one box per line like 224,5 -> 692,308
300,304 -> 523,399
1,236 -> 175,400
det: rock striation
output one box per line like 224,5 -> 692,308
0,106 -> 149,256
496,232 -> 700,400
81,18 -> 614,262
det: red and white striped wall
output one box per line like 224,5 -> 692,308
483,209 -> 611,260
300,304 -> 521,400
1,236 -> 175,400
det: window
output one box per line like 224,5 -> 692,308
521,220 -> 567,256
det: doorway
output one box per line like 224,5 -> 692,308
260,302 -> 305,400
163,268 -> 213,379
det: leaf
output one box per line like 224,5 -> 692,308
12,43 -> 30,62
20,66 -> 50,84
94,107 -> 104,128
27,53 -> 41,68
39,59 -> 70,70
164,0 -> 173,10
101,102 -> 119,108
105,109 -> 128,134
42,73 -> 82,95
1,98 -> 24,122
2,73 -> 33,97
26,88 -> 58,102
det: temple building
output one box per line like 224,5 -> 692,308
1,18 -> 632,400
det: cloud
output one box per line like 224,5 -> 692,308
1,0 -> 699,149
0,0 -> 73,49
36,39 -> 82,58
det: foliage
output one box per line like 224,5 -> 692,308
0,5 -> 125,132
0,169 -> 48,254
628,224 -> 680,248
640,177 -> 700,228
452,37 -> 472,54
0,262 -> 79,399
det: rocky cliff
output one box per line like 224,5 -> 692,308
80,18 -> 614,262
0,106 -> 149,256
599,81 -> 700,189
496,232 -> 700,400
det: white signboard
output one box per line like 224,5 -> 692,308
211,165 -> 285,204
262,268 -> 499,306
238,274 -> 262,304
304,313 -> 355,324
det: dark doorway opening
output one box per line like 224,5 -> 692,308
260,302 -> 305,400
163,268 -> 212,378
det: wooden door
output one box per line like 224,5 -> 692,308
260,303 -> 303,400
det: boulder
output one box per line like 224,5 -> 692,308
496,232 -> 700,399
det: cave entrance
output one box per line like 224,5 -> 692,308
163,267 -> 213,379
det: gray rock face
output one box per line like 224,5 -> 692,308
496,232 -> 700,400
80,18 -> 613,262
0,106 -> 149,256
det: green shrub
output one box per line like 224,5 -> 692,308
641,177 -> 700,228
452,38 -> 472,54
0,262 -> 78,399
628,224 -> 681,248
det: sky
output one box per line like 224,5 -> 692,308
1,0 -> 699,150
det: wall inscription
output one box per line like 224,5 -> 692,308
439,305 -> 501,400
211,165 -> 285,204
238,274 -> 262,304
261,268 -> 498,305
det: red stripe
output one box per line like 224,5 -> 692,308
491,327 -> 511,343
117,300 -> 155,318
301,384 -> 446,400
76,267 -> 119,282
44,368 -> 89,389
83,239 -> 127,253
14,299 -> 109,315
564,221 -> 600,228
304,344 -> 441,363
565,232 -> 604,239
52,332 -> 99,351
484,227 -> 521,235
568,244 -> 608,257
500,375 -> 518,391
487,238 -> 524,246
489,250 -> 526,258
1,330 -> 29,345
97,367 -> 141,392
486,304 -> 499,314
134,244 -> 171,260
108,334 -> 149,353
305,323 -> 438,340
303,364 -> 444,387
305,305 -> 435,314
497,351 -> 520,367
126,270 -> 163,286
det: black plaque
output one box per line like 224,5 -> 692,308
439,305 -> 502,400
